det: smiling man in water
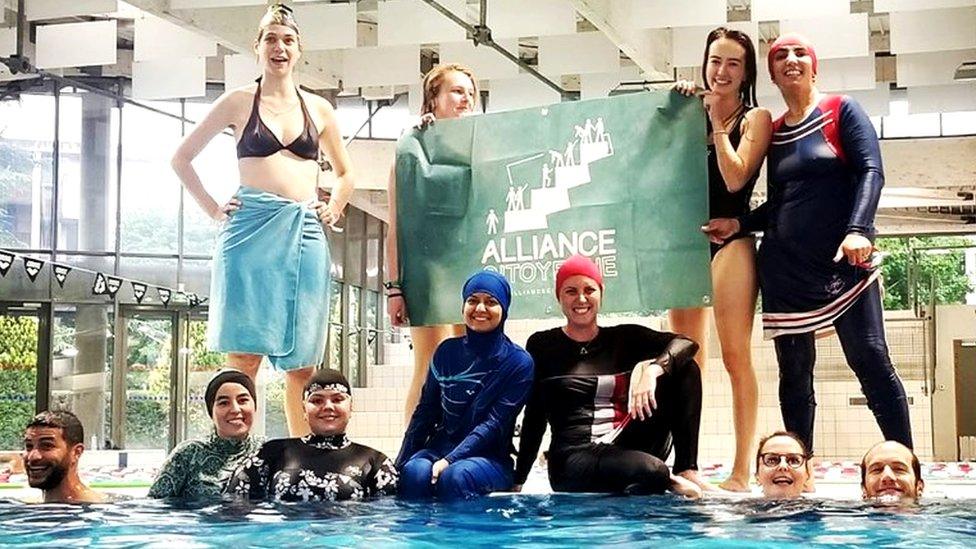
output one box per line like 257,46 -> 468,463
861,440 -> 924,504
22,410 -> 105,504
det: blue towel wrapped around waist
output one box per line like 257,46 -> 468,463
208,185 -> 331,370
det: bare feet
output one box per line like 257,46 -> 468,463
678,469 -> 716,492
718,475 -> 751,492
670,474 -> 703,499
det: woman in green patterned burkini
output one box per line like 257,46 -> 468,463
148,370 -> 261,499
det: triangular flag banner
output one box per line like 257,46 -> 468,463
157,287 -> 171,307
0,251 -> 14,276
52,264 -> 71,288
22,257 -> 44,282
132,282 -> 147,303
92,272 -> 108,295
187,293 -> 201,307
105,276 -> 122,298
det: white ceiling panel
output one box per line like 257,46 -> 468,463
486,0 -> 577,39
132,57 -> 207,99
538,32 -> 620,75
875,0 -> 975,12
630,0 -> 727,29
897,49 -> 976,87
378,0 -> 466,46
779,14 -> 869,59
25,0 -> 117,21
486,75 -> 561,113
751,0 -> 849,21
844,84 -> 891,117
408,83 -> 423,116
135,14 -> 217,61
890,7 -> 976,53
224,53 -> 259,91
907,83 -> 976,113
0,27 -> 15,57
816,56 -> 876,91
291,4 -> 357,50
439,39 -> 520,80
35,20 -> 117,69
580,73 -> 621,100
170,0 -> 265,7
342,45 -> 420,88
671,21 -> 759,68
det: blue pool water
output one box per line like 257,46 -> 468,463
1,494 -> 974,547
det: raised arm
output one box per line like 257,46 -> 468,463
712,107 -> 772,192
171,89 -> 244,221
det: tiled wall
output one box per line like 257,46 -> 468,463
351,314 -> 934,463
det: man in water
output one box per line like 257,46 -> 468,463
22,410 -> 105,503
861,440 -> 924,504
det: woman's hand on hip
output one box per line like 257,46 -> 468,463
214,198 -> 241,223
312,201 -> 341,227
701,218 -> 740,244
834,233 -> 873,266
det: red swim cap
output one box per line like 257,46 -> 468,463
767,33 -> 818,78
555,254 -> 603,294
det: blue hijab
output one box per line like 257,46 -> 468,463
461,270 -> 512,358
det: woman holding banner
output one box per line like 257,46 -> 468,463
171,4 -> 355,436
703,34 -> 912,455
385,63 -> 479,423
671,27 -> 771,491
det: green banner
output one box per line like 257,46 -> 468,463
395,91 -> 711,326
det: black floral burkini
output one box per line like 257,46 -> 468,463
226,434 -> 398,502
148,432 -> 262,499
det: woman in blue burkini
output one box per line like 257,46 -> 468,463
704,33 -> 912,454
396,270 -> 533,500
171,4 -> 355,435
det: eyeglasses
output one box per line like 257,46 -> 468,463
760,453 -> 807,469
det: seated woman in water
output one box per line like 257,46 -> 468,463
755,431 -> 812,499
149,370 -> 262,499
227,369 -> 398,502
397,270 -> 534,500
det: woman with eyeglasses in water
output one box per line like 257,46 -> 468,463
755,431 -> 812,499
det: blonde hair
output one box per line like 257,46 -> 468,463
421,63 -> 478,116
255,4 -> 301,48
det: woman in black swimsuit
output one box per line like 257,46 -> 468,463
670,28 -> 772,491
171,4 -> 356,436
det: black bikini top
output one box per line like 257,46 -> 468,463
236,79 -> 319,161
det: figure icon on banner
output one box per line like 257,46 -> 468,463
542,163 -> 552,188
515,184 -> 528,210
486,209 -> 499,234
563,140 -> 577,166
506,185 -> 518,211
574,124 -> 591,145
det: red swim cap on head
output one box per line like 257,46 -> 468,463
555,255 -> 603,294
767,33 -> 817,77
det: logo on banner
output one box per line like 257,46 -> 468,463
132,282 -> 147,303
53,264 -> 72,287
92,272 -> 108,295
23,258 -> 44,282
105,276 -> 122,298
481,117 -> 618,289
157,287 -> 172,306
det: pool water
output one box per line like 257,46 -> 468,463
1,494 -> 974,547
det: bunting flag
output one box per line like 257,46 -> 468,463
52,264 -> 71,288
105,276 -> 122,298
22,257 -> 44,282
92,272 -> 108,295
132,282 -> 147,303
0,251 -> 14,276
157,287 -> 172,306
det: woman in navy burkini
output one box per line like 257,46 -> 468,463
396,271 -> 533,500
704,33 -> 912,453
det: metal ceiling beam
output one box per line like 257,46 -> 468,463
419,0 -> 576,101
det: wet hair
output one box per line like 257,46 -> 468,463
421,63 -> 478,116
25,410 -> 84,446
256,3 -> 301,47
755,430 -> 810,469
701,27 -> 759,108
859,441 -> 922,488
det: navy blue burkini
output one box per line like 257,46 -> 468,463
397,271 -> 534,500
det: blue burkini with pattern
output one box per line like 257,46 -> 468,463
208,185 -> 330,370
738,94 -> 883,339
397,271 -> 534,499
